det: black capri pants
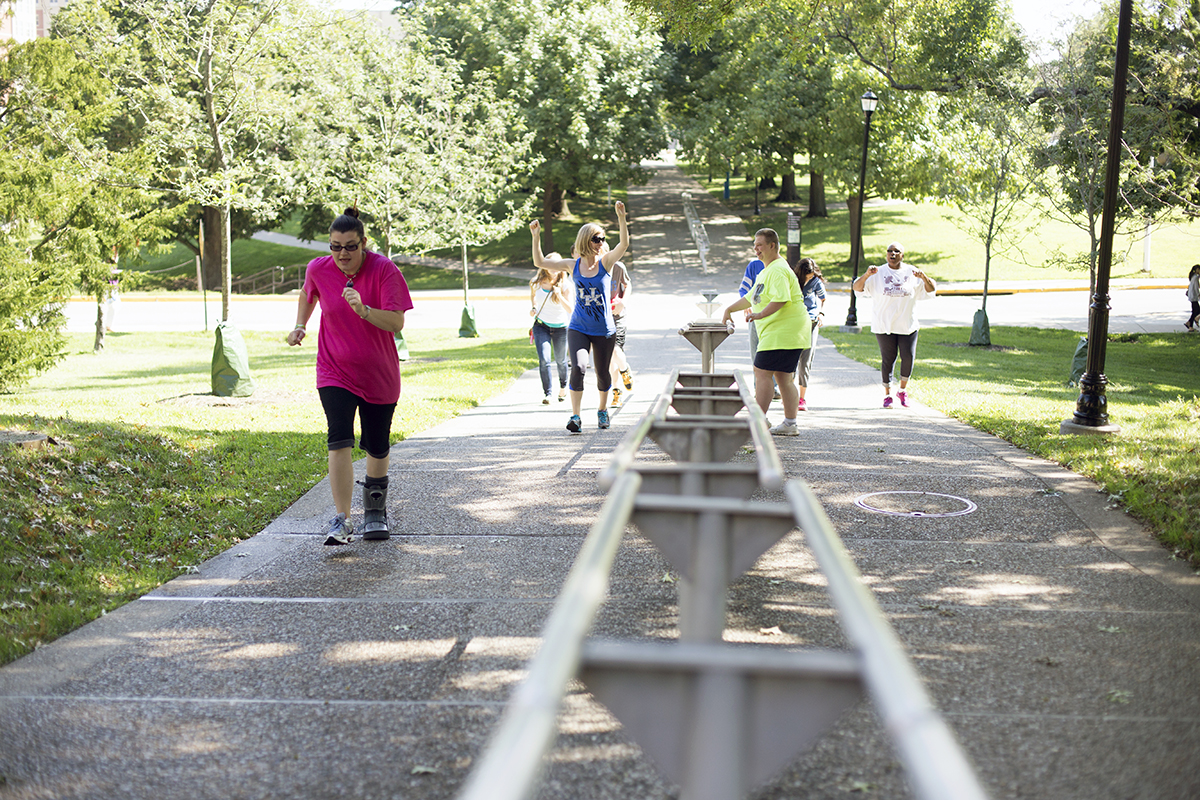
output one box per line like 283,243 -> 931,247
567,328 -> 616,392
875,331 -> 919,385
318,385 -> 396,459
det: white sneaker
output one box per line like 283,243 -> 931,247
323,513 -> 354,546
770,420 -> 799,436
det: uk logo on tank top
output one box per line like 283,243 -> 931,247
576,287 -> 604,321
579,286 -> 606,311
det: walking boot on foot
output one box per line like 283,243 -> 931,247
361,475 -> 390,540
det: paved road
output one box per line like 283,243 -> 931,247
67,279 -> 1192,337
5,160 -> 1199,800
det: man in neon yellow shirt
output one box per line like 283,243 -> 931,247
722,228 -> 810,435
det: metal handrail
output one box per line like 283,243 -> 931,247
459,382 -> 987,800
733,370 -> 784,490
598,370 -> 782,492
230,264 -> 306,295
599,370 -> 678,490
785,480 -> 989,800
457,470 -> 643,800
681,192 -> 711,272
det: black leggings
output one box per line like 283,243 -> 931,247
875,331 -> 919,386
567,328 -> 616,392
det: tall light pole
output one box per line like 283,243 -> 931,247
843,90 -> 878,331
1060,0 -> 1131,436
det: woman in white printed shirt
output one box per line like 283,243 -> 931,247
852,241 -> 937,409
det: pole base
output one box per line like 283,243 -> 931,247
1059,419 -> 1121,436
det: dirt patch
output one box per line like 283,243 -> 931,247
157,389 -> 316,407
936,342 -> 1016,352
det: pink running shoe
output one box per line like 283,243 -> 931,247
797,397 -> 808,411
898,390 -> 909,407
883,396 -> 893,409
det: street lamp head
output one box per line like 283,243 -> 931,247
861,90 -> 878,115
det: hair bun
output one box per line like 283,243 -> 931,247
344,206 -> 360,218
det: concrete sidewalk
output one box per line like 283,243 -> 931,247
4,161 -> 1200,800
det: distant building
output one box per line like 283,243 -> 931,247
1,0 -> 38,43
37,0 -> 68,37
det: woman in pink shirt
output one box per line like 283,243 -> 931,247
286,208 -> 414,545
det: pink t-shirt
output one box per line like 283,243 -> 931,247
303,250 -> 414,405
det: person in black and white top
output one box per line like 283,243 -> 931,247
852,241 -> 936,409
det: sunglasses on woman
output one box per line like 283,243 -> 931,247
329,241 -> 361,252
591,235 -> 606,244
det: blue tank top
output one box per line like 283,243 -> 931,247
569,258 -> 615,336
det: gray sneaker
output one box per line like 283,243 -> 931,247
324,513 -> 354,546
770,420 -> 799,436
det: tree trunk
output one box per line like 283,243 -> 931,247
546,181 -> 569,218
201,206 -> 223,290
775,171 -> 800,203
220,204 -> 231,321
201,44 -> 232,321
93,294 -> 106,353
540,181 -> 559,254
758,175 -> 776,190
806,170 -> 828,217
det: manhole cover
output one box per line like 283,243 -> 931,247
853,491 -> 977,518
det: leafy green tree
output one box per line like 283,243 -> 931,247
679,15 -> 815,203
656,1 -> 1026,268
411,0 -> 669,253
634,0 -> 1027,94
1122,0 -> 1200,218
294,13 -> 536,333
1028,3 -> 1199,290
0,39 -> 173,386
296,14 -> 536,259
945,98 -> 1039,343
54,0 -> 325,320
814,0 -> 1027,94
665,38 -> 747,193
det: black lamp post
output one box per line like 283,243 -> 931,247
843,90 -> 878,330
1060,0 -> 1131,436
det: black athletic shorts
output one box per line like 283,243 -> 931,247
318,385 -> 396,458
754,348 -> 802,374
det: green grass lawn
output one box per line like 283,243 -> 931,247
821,326 -> 1200,564
681,164 -> 1200,284
0,329 -> 535,666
